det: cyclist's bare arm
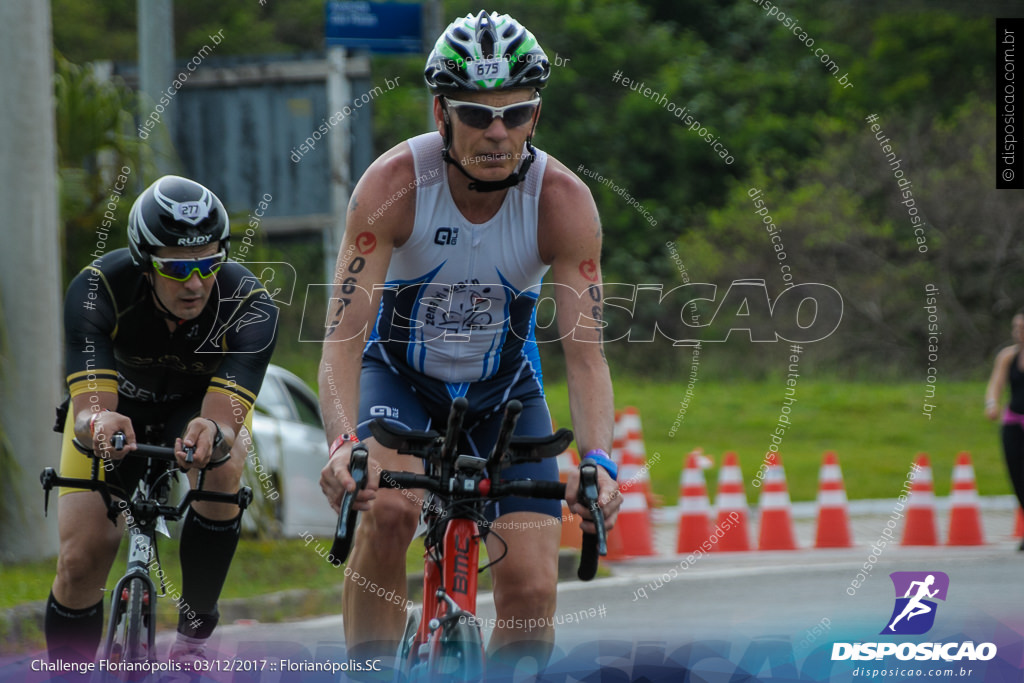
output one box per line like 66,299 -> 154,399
318,142 -> 416,512
986,345 -> 1015,420
538,159 -> 620,532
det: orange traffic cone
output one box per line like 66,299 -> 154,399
604,433 -> 655,560
814,451 -> 853,548
620,431 -> 658,510
615,488 -> 656,557
619,406 -> 643,439
901,453 -> 939,546
676,450 -> 711,553
612,409 -> 625,443
557,447 -> 582,549
602,432 -> 631,561
610,434 -> 625,468
757,453 -> 798,550
946,452 -> 985,546
712,452 -> 751,552
1015,507 -> 1023,538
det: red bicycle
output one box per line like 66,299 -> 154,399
331,397 -> 606,681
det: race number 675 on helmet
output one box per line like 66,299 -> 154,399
423,10 -> 551,192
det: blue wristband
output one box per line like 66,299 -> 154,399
582,449 -> 617,481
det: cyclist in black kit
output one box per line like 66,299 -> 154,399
46,175 -> 278,663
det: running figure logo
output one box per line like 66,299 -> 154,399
881,571 -> 949,635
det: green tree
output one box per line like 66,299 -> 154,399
54,52 -> 157,285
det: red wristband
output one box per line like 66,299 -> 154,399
88,410 -> 108,438
329,433 -> 357,459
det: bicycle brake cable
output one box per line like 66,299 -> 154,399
479,525 -> 508,573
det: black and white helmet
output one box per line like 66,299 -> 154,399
424,10 -> 550,94
127,175 -> 230,266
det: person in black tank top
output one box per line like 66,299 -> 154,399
984,309 -> 1024,548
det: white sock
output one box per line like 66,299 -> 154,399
172,632 -> 207,654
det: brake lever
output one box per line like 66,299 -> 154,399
330,443 -> 369,563
40,468 -> 57,516
577,463 -> 607,581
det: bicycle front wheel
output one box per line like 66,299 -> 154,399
429,617 -> 484,681
396,605 -> 422,672
104,578 -> 149,665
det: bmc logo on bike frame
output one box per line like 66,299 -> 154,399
307,279 -> 842,344
451,533 -> 472,596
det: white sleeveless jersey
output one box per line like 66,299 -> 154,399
368,132 -> 550,384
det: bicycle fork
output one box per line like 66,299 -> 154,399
102,530 -> 157,663
409,519 -> 484,671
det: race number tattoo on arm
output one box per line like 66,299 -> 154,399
325,252 -> 367,339
587,282 -> 607,361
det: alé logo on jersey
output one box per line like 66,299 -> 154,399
832,571 -> 997,663
434,227 -> 459,246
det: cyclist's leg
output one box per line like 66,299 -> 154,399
173,405 -> 249,650
47,409 -> 126,662
342,356 -> 428,659
472,393 -> 562,669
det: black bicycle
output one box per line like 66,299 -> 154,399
331,397 -> 607,681
41,433 -> 252,666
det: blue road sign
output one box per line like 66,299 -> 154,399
325,2 -> 423,53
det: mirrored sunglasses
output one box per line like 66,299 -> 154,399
151,251 -> 226,281
445,94 -> 540,130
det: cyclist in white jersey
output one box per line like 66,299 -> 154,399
319,10 -> 620,669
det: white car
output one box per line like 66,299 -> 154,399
241,364 -> 335,538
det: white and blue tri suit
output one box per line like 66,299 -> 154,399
359,131 -> 560,521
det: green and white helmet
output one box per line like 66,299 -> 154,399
424,10 -> 550,93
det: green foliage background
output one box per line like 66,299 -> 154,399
50,0 -> 1024,384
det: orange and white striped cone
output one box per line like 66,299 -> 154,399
901,453 -> 939,546
619,406 -> 643,440
613,488 -> 656,557
603,493 -> 654,560
604,434 -> 655,559
610,435 -> 625,470
946,452 -> 985,546
814,451 -> 853,548
612,409 -> 625,444
620,432 -> 658,510
676,450 -> 711,553
757,453 -> 798,550
557,447 -> 582,549
602,432 -> 633,560
712,452 -> 751,552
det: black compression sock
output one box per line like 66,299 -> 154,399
178,508 -> 241,638
44,591 -> 103,663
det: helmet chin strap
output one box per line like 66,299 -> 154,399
440,101 -> 538,193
